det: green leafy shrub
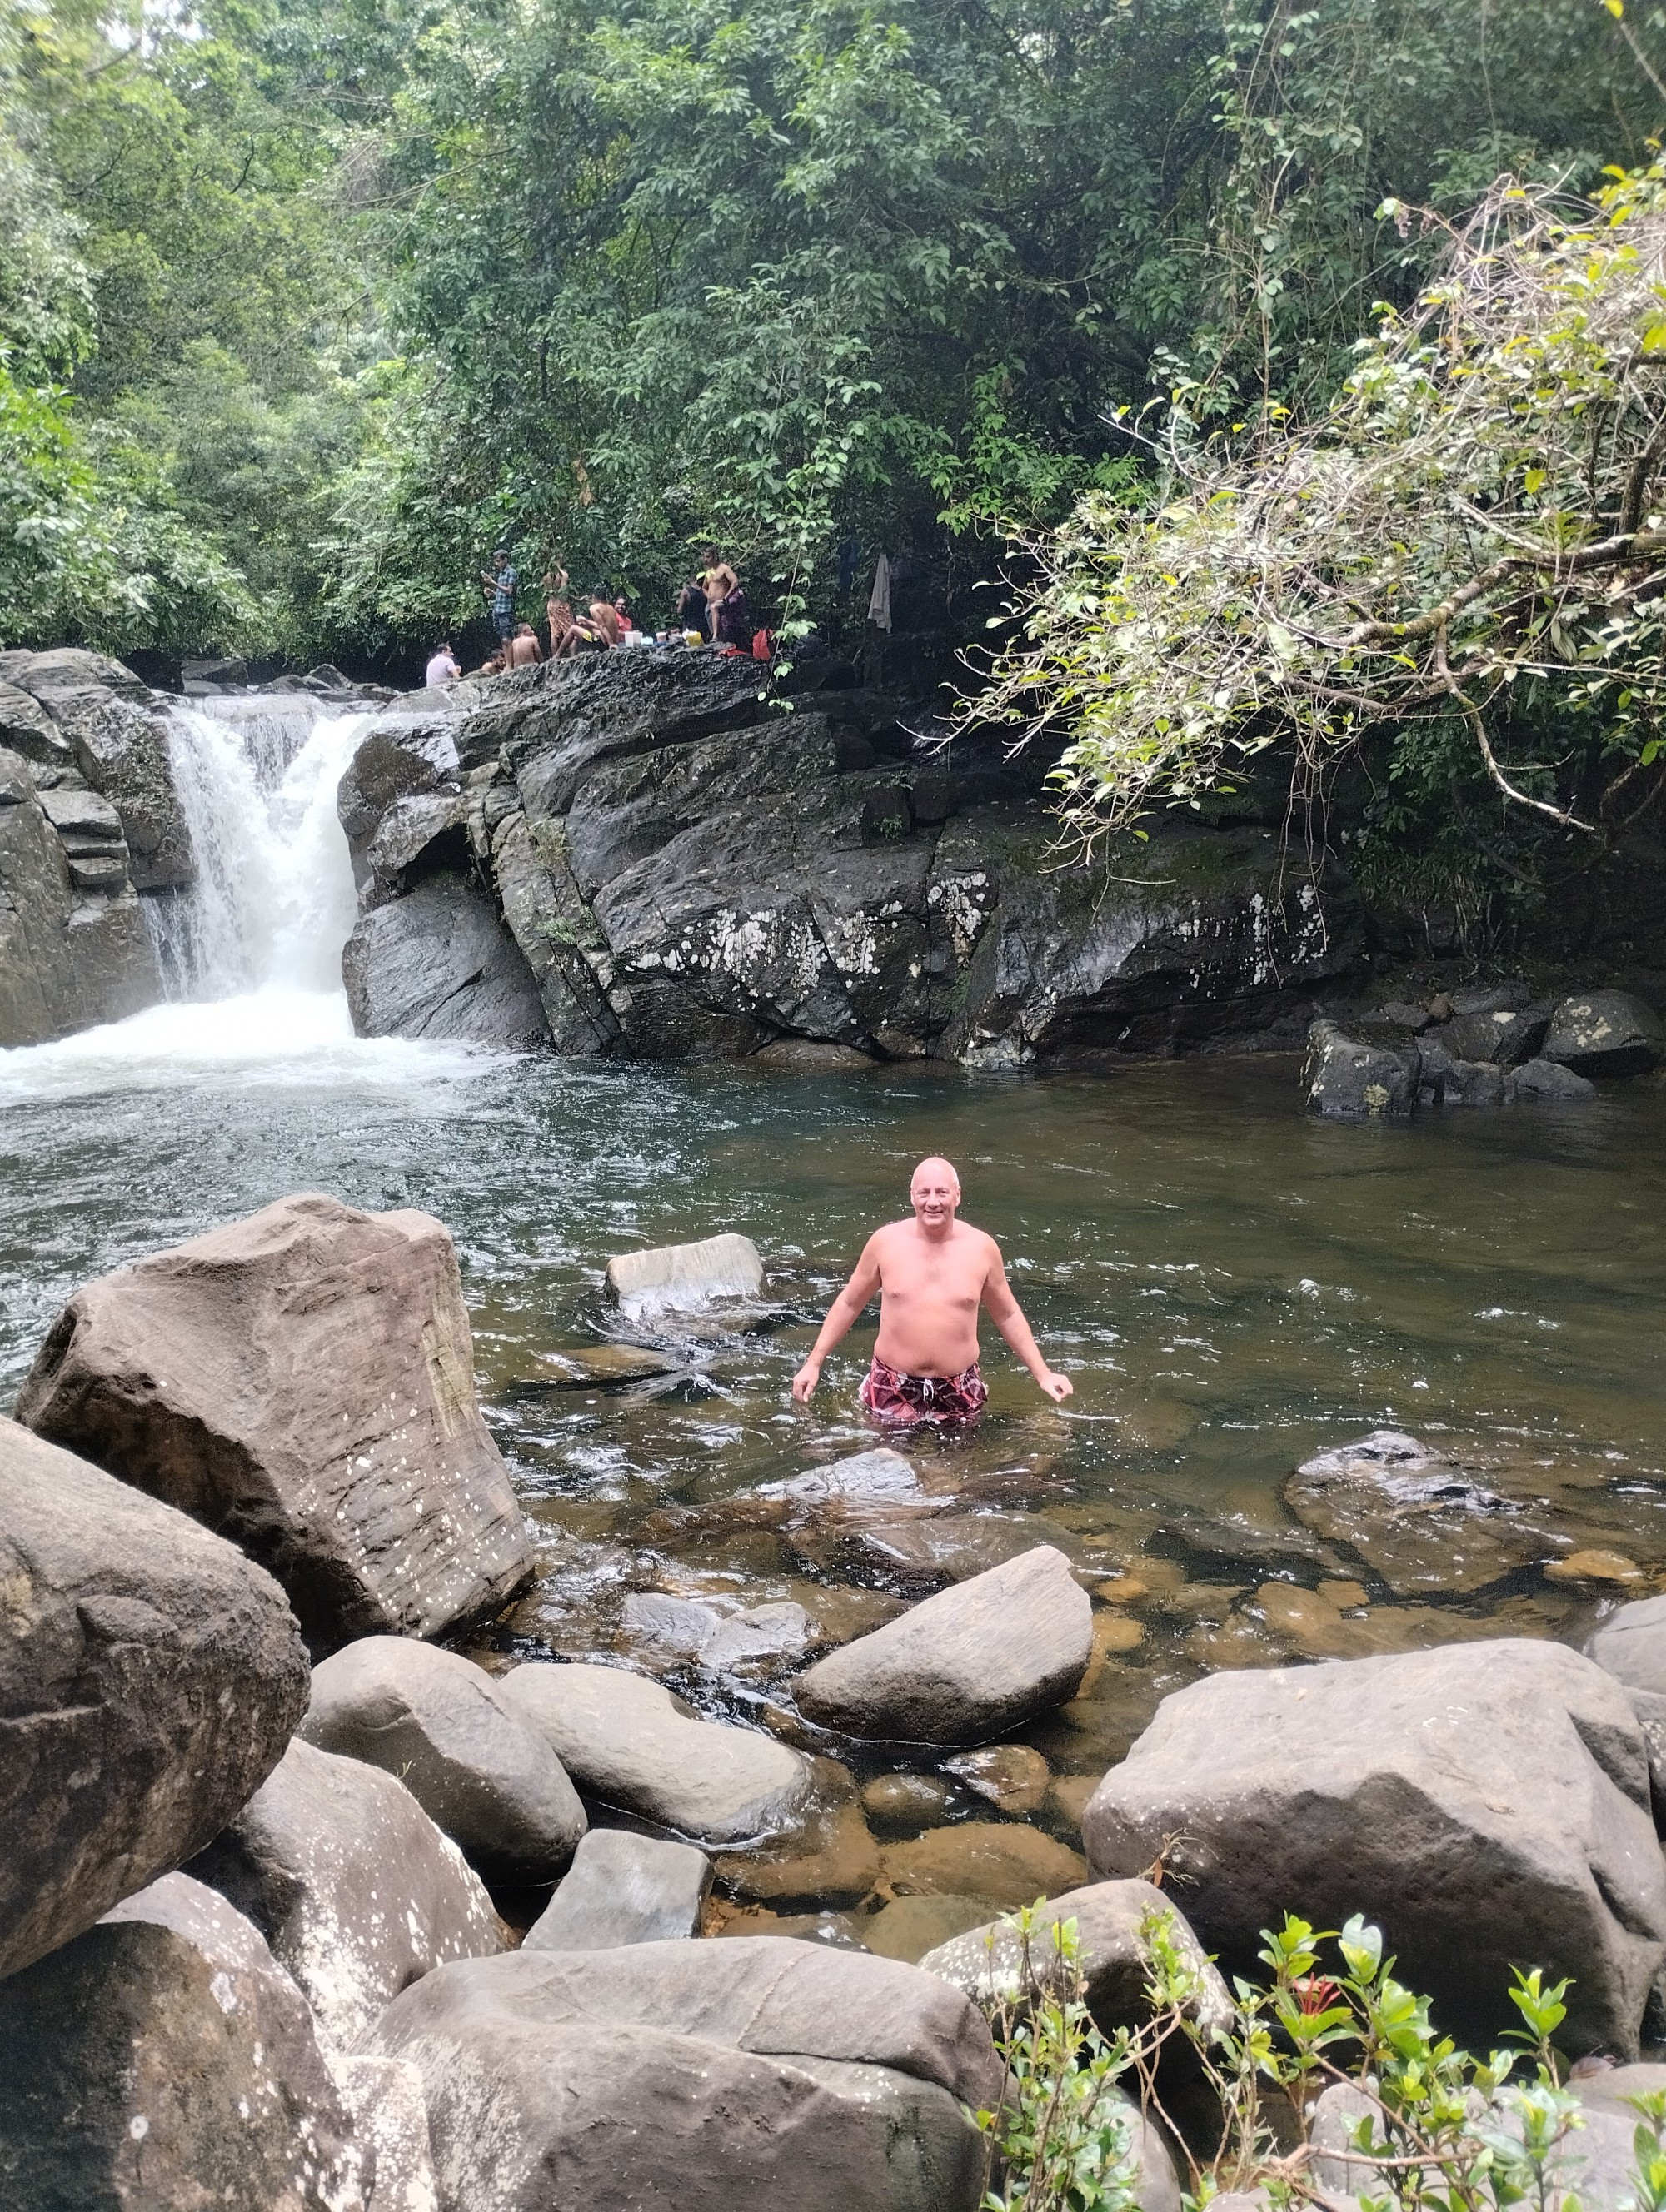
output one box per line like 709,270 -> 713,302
970,1899 -> 1655,2212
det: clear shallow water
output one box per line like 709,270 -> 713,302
4,1019 -> 1665,1794
6,693 -> 1666,1897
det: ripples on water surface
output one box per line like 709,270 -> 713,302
3,1003 -> 1665,1791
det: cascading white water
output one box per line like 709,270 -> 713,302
146,700 -> 371,1001
0,692 -> 495,1098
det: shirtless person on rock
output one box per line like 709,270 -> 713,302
791,1156 -> 1072,1424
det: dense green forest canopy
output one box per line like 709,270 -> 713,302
2,0 -> 1660,677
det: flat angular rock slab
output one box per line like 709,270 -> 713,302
1284,1429 -> 1549,1596
1081,1637 -> 1666,2058
1514,1056 -> 1597,1100
525,1827 -> 712,1950
621,1591 -> 810,1673
300,1637 -> 586,1885
500,1661 -> 813,1846
9,647 -> 192,889
366,1937 -> 997,2212
187,1736 -> 506,2048
0,1872 -> 364,2211
343,873 -> 551,1048
795,1543 -> 1092,1742
1442,1000 -> 1553,1066
15,1191 -> 536,1656
1302,1020 -> 1419,1118
917,1877 -> 1232,2047
1544,990 -> 1664,1077
1588,1592 -> 1666,1695
0,1419 -> 308,1980
603,1230 -> 764,1317
533,1343 -> 677,1387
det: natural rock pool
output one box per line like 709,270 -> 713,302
5,1004 -> 1665,1931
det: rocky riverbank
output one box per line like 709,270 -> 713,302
8,1196 -> 1666,2206
6,644 -> 1666,1068
0,648 -> 195,1045
335,648 -> 1367,1064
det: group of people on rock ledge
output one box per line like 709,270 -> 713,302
422,546 -> 757,685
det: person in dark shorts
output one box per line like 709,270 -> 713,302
790,1156 -> 1072,1426
481,547 -> 518,648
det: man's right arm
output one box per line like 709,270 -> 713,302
791,1238 -> 884,1403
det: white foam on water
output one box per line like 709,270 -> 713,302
0,988 -> 494,1104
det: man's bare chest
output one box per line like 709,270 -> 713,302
878,1251 -> 985,1308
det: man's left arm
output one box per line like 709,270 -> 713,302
981,1243 -> 1073,1404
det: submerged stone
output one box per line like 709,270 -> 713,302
1283,1428 -> 1550,1596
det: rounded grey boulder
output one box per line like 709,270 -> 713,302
1543,990 -> 1664,1077
0,1419 -> 309,1981
300,1637 -> 586,1886
794,1543 -> 1092,1744
0,1872 -> 363,2210
187,1735 -> 506,2046
367,1937 -> 999,2212
499,1661 -> 813,1846
1081,1637 -> 1666,2058
917,1876 -> 1232,2047
1587,1592 -> 1666,1696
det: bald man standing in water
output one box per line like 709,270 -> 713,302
791,1156 -> 1073,1424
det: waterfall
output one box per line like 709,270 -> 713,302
147,700 -> 372,1002
0,690 -> 495,1094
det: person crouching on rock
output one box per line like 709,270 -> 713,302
791,1155 -> 1073,1423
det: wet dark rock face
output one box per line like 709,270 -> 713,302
337,650 -> 1366,1063
0,647 -> 196,1045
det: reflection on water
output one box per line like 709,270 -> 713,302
3,1033 -> 1665,1802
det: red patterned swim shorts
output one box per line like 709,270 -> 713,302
860,1355 -> 988,1426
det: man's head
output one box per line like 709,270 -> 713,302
909,1156 -> 961,1232
494,547 -> 509,566
436,640 -> 451,654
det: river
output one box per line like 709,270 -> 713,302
2,700 -> 1665,1823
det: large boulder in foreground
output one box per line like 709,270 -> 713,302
0,1872 -> 364,2211
499,1661 -> 813,1846
794,1543 -> 1092,1743
300,1637 -> 586,1885
1543,990 -> 1664,1077
367,1937 -> 997,2212
1081,1639 -> 1666,2058
0,1418 -> 308,1981
187,1736 -> 506,2047
14,1192 -> 535,1656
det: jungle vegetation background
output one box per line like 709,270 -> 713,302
6,0 -> 1666,927
2,0 -> 1659,665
